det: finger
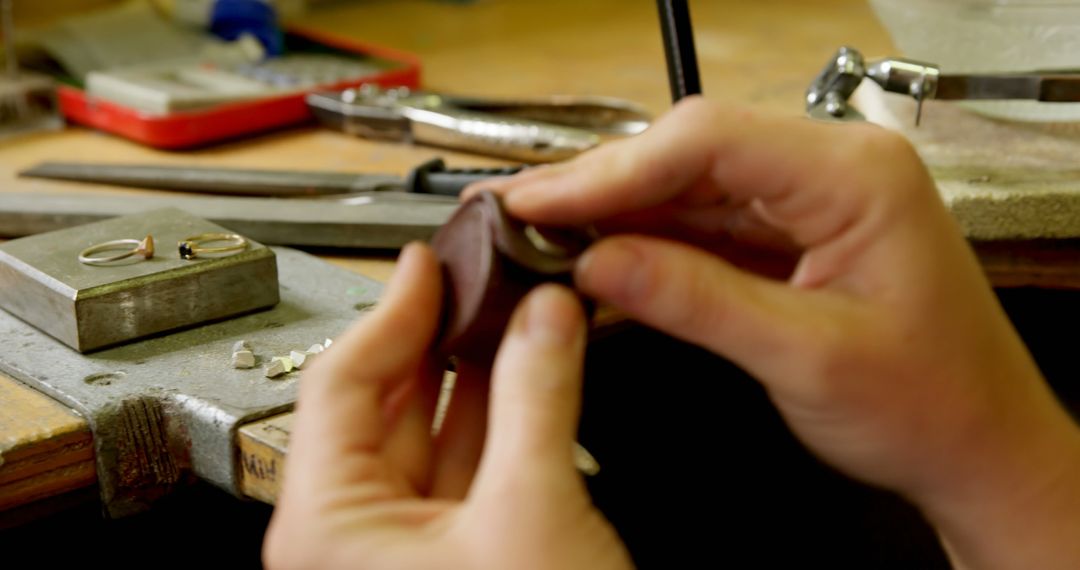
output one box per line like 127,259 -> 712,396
574,235 -> 859,387
381,354 -> 444,496
497,97 -> 932,251
590,203 -> 801,279
427,361 -> 490,499
286,242 -> 443,493
459,165 -> 553,202
470,285 -> 588,496
460,177 -> 513,203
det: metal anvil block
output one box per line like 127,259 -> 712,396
0,247 -> 381,517
0,207 -> 278,352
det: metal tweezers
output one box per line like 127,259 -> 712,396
806,46 -> 1080,125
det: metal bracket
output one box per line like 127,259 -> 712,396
806,46 -> 941,125
806,46 -> 867,121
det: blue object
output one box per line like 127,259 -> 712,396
210,0 -> 284,57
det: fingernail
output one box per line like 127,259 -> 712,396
459,184 -> 491,202
521,285 -> 582,346
503,176 -> 567,212
575,240 -> 646,305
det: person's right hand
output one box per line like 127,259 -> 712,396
471,98 -> 1080,569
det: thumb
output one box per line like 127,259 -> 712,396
470,285 -> 588,495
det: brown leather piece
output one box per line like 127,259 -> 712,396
431,191 -> 593,362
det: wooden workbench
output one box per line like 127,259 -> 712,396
1,0 -> 1068,520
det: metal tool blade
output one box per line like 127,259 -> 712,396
19,162 -> 406,197
0,191 -> 458,249
936,74 -> 1080,102
441,96 -> 652,135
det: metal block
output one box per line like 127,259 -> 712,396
0,247 -> 382,517
0,208 -> 279,352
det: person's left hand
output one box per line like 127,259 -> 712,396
263,243 -> 632,570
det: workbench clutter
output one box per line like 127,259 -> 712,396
11,0 -> 420,148
237,337 -> 333,378
3,0 -> 656,159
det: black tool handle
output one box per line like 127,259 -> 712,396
657,0 -> 702,102
405,158 -> 525,197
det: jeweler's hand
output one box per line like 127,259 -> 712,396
263,244 -> 631,570
470,97 -> 1080,569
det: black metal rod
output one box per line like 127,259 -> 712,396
3,0 -> 16,78
657,0 -> 702,102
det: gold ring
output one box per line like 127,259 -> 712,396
178,232 -> 248,260
78,235 -> 155,266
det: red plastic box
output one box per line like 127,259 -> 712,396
57,27 -> 421,149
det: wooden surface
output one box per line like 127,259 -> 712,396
3,0 -> 1071,512
0,379 -> 95,512
238,413 -> 292,505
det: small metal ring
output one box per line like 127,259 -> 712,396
524,224 -> 569,256
178,232 -> 248,260
78,235 -> 155,266
523,224 -> 599,257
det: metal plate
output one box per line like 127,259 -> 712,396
0,247 -> 382,517
0,208 -> 279,352
0,191 -> 458,249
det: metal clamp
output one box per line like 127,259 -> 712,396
806,45 -> 1080,127
806,46 -> 941,125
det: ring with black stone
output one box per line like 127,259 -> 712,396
178,232 -> 248,260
